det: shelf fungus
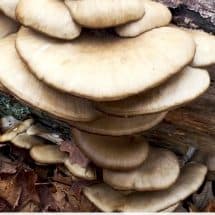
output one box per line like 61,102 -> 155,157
0,0 -> 213,212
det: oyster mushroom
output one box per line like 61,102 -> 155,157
84,163 -> 207,212
0,34 -> 99,122
116,0 -> 172,37
16,0 -> 81,40
71,112 -> 167,136
0,118 -> 33,142
72,128 -> 149,170
65,0 -> 145,29
96,67 -> 210,117
103,147 -> 180,191
16,26 -> 195,101
30,144 -> 96,180
11,133 -> 47,149
0,12 -> 19,38
0,0 -> 19,20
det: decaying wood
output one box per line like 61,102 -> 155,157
146,66 -> 215,156
157,0 -> 215,33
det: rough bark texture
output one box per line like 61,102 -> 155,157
157,0 -> 215,33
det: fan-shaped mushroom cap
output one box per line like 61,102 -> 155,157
97,67 -> 210,117
72,128 -> 149,170
0,118 -> 33,142
0,116 -> 19,132
65,0 -> 145,29
84,163 -> 207,212
71,112 -> 167,136
0,82 -> 6,92
0,0 -> 19,20
11,133 -> 47,149
189,29 -> 215,67
30,145 -> 67,164
0,12 -> 19,38
116,0 -> 172,37
16,0 -> 81,40
103,147 -> 180,190
0,34 -> 98,122
64,159 -> 96,181
16,26 -> 195,101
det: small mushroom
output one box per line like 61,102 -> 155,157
116,0 -> 172,37
72,112 -> 167,136
16,26 -> 195,101
0,116 -> 19,132
72,128 -> 149,170
0,12 -> 19,38
0,34 -> 99,122
0,0 -> 19,20
0,118 -> 34,142
30,144 -> 96,180
97,67 -> 210,117
65,0 -> 145,29
16,0 -> 81,40
30,144 -> 67,164
27,123 -> 64,143
103,147 -> 180,191
11,133 -> 47,149
84,163 -> 207,212
188,29 -> 215,67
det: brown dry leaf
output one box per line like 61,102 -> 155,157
52,182 -> 98,212
204,200 -> 215,212
19,201 -> 40,212
0,174 -> 21,208
37,185 -> 59,212
0,198 -> 11,212
60,141 -> 90,167
0,154 -> 19,175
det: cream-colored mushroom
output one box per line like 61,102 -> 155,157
97,67 -> 210,117
0,12 -> 19,38
0,34 -> 99,122
11,133 -> 47,149
0,0 -> 19,20
30,144 -> 96,180
116,0 -> 172,37
72,128 -> 149,170
16,0 -> 81,40
65,0 -> 145,29
16,26 -> 195,101
71,112 -> 167,136
84,163 -> 207,212
0,118 -> 33,142
103,147 -> 180,191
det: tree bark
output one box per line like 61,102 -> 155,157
157,0 -> 215,33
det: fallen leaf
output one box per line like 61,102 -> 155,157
60,141 -> 90,168
204,200 -> 215,212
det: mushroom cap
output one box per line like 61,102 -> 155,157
161,203 -> 180,212
0,0 -> 19,20
84,163 -> 207,212
116,0 -> 172,37
71,112 -> 167,136
0,116 -> 19,132
64,158 -> 96,181
11,133 -> 47,149
0,12 -> 19,38
205,153 -> 215,172
103,147 -> 180,191
97,67 -> 210,117
72,128 -> 149,170
189,29 -> 215,67
16,0 -> 81,40
0,34 -> 98,122
16,26 -> 195,101
30,145 -> 67,164
65,0 -> 145,29
0,118 -> 33,142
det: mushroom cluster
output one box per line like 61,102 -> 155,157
0,0 -> 214,212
